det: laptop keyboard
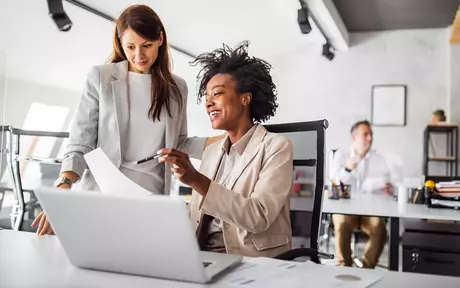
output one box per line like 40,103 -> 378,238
202,261 -> 213,268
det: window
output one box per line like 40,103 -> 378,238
0,103 -> 69,185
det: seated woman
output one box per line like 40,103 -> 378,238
158,42 -> 293,257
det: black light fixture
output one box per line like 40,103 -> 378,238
297,0 -> 311,34
47,0 -> 72,32
322,42 -> 335,61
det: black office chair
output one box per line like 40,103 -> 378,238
266,120 -> 334,263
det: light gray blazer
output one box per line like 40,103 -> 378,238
60,60 -> 206,194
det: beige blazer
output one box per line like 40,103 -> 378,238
189,125 -> 294,258
60,60 -> 205,194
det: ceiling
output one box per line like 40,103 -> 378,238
333,0 -> 460,31
76,0 -> 325,58
0,0 -> 325,91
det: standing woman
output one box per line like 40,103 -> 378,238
33,5 -> 214,235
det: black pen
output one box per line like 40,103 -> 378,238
132,154 -> 161,165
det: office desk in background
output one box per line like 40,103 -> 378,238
1,230 -> 459,288
321,193 -> 460,271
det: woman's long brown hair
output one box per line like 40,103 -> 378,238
108,5 -> 182,121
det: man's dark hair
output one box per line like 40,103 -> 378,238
191,41 -> 278,123
350,120 -> 372,134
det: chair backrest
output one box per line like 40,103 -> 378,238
265,120 -> 328,251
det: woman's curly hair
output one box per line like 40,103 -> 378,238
191,41 -> 278,123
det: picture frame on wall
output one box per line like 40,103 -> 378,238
371,85 -> 407,127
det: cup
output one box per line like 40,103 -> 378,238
398,185 -> 408,206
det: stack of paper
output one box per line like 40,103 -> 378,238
436,181 -> 460,196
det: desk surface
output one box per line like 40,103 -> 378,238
1,230 -> 459,288
322,193 -> 460,221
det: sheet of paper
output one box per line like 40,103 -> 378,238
84,148 -> 152,197
268,261 -> 383,288
220,258 -> 383,288
361,177 -> 387,193
219,257 -> 303,286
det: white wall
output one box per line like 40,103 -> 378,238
169,51 -> 219,138
448,43 -> 460,172
261,28 -> 449,178
0,53 -> 7,179
0,53 -> 6,122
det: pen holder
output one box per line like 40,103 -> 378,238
328,182 -> 351,199
328,184 -> 341,200
341,184 -> 351,199
410,188 -> 426,204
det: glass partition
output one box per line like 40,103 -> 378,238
0,52 -> 11,229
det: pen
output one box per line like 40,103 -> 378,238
132,154 -> 161,165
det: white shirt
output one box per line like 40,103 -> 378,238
331,147 -> 391,193
208,125 -> 257,234
119,72 -> 165,194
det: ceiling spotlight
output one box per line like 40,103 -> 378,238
297,1 -> 311,34
47,0 -> 72,32
322,42 -> 335,61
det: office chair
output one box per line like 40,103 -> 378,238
265,120 -> 334,263
351,226 -> 389,269
4,127 -> 69,231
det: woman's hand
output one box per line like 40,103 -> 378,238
31,211 -> 54,235
32,172 -> 76,235
158,148 -> 211,196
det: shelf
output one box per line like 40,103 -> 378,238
428,156 -> 456,162
293,178 -> 314,184
293,159 -> 316,167
427,123 -> 458,128
290,196 -> 314,212
426,125 -> 458,132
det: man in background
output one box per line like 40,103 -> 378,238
330,120 -> 392,268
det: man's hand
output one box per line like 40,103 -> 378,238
345,153 -> 360,171
158,148 -> 211,196
383,183 -> 394,196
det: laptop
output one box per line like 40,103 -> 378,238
34,187 -> 242,283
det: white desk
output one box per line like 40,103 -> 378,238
322,193 -> 460,221
1,230 -> 459,288
321,193 -> 460,271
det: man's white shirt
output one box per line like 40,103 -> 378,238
331,148 -> 391,193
